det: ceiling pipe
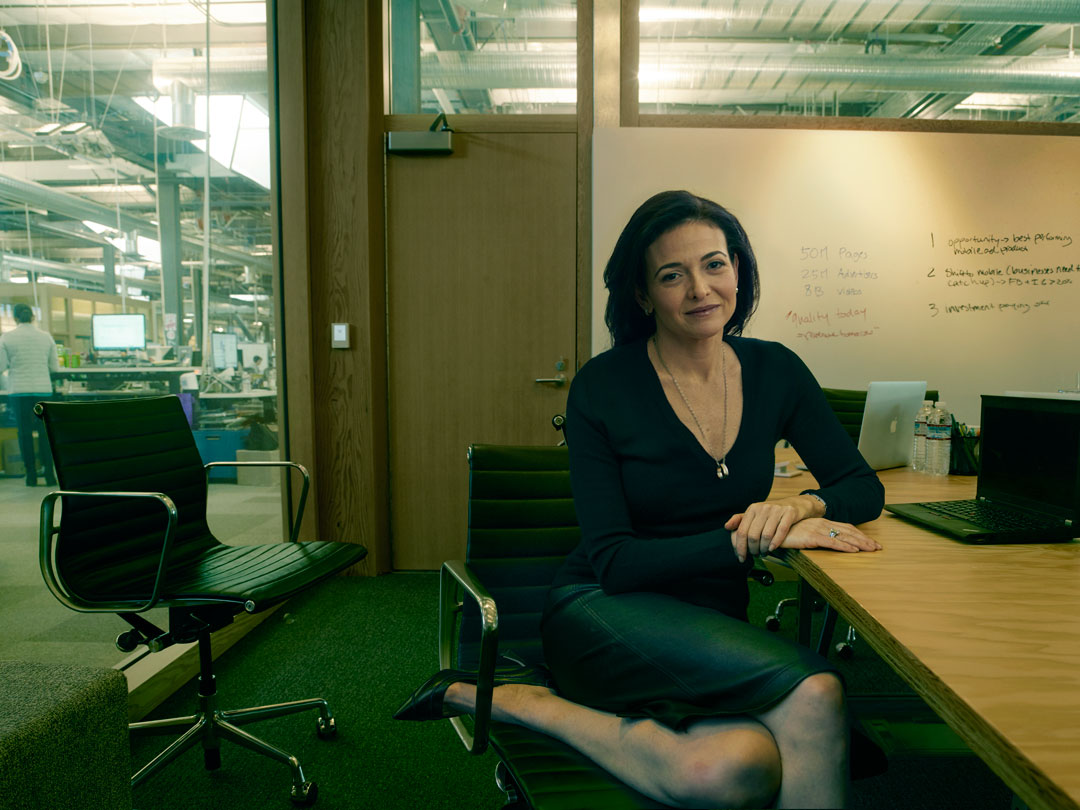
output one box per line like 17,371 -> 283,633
0,172 -> 270,271
421,52 -> 1080,95
1,251 -> 110,286
0,252 -> 268,315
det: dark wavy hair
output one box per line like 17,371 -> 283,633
603,190 -> 759,347
13,303 -> 33,324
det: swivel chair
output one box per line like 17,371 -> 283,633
439,443 -> 774,809
35,395 -> 368,806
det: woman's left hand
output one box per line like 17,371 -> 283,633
725,497 -> 815,563
777,518 -> 882,554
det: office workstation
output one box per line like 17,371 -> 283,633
3,1 -> 1080,809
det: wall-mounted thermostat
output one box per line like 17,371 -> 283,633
331,323 -> 350,349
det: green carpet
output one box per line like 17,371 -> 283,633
128,572 -> 1012,809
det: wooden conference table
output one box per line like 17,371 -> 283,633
767,457 -> 1080,810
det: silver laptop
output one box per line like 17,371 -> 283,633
856,381 -> 928,470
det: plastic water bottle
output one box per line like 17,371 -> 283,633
911,400 -> 934,472
926,402 -> 953,477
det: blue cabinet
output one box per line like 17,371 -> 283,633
192,429 -> 249,481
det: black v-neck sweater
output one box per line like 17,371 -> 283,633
553,335 -> 884,619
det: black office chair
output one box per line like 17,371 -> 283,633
821,387 -> 940,445
439,443 -> 775,809
35,395 -> 368,806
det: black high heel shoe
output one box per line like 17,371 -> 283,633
393,657 -> 552,722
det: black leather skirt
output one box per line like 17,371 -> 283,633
540,583 -> 839,730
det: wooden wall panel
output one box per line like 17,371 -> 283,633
273,0 -> 319,542
288,0 -> 389,573
577,0 -> 594,366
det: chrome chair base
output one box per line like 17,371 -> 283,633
129,634 -> 334,806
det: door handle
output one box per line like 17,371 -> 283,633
534,373 -> 568,387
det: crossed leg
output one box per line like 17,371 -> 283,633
445,670 -> 847,809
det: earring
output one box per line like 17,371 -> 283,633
642,304 -> 653,316
735,286 -> 740,293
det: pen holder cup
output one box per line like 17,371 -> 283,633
950,426 -> 980,475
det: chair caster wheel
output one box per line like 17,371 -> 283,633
116,630 -> 143,653
495,761 -> 521,806
291,781 -> 318,806
316,715 -> 336,739
765,616 -> 781,632
204,748 -> 221,770
835,642 -> 854,660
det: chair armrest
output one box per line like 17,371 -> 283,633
439,559 -> 499,755
204,460 -> 310,542
39,490 -> 178,614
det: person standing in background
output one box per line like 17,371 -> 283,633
0,304 -> 59,486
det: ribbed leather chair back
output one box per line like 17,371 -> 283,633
821,388 -> 867,444
37,396 -> 215,602
463,444 -> 578,669
823,387 -> 938,444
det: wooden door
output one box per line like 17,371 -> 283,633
387,129 -> 578,570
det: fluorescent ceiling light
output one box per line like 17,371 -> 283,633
35,122 -> 61,135
229,293 -> 270,302
118,265 -> 146,280
135,236 -> 161,265
640,6 -> 728,22
489,88 -> 576,105
58,121 -> 90,134
82,220 -> 116,235
956,92 -> 1037,110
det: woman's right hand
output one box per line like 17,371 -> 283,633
774,518 -> 881,554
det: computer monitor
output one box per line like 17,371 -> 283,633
238,341 -> 270,370
210,332 -> 240,370
91,313 -> 147,352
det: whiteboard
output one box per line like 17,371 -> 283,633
593,127 -> 1080,425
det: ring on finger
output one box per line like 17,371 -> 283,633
828,528 -> 840,538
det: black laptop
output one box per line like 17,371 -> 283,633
885,395 -> 1080,543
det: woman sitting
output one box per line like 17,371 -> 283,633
396,190 -> 884,809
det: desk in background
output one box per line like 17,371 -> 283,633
197,390 -> 277,426
53,366 -> 191,396
193,392 -> 278,479
769,458 -> 1080,810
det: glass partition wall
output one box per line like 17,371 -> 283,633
389,0 -> 1080,121
638,1 -> 1080,120
0,0 -> 282,669
389,0 -> 578,113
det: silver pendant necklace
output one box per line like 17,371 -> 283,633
653,335 -> 730,479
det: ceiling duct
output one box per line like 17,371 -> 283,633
421,52 -> 1080,95
450,0 -> 1080,24
422,52 -> 575,89
160,81 -> 207,142
152,54 -> 269,95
